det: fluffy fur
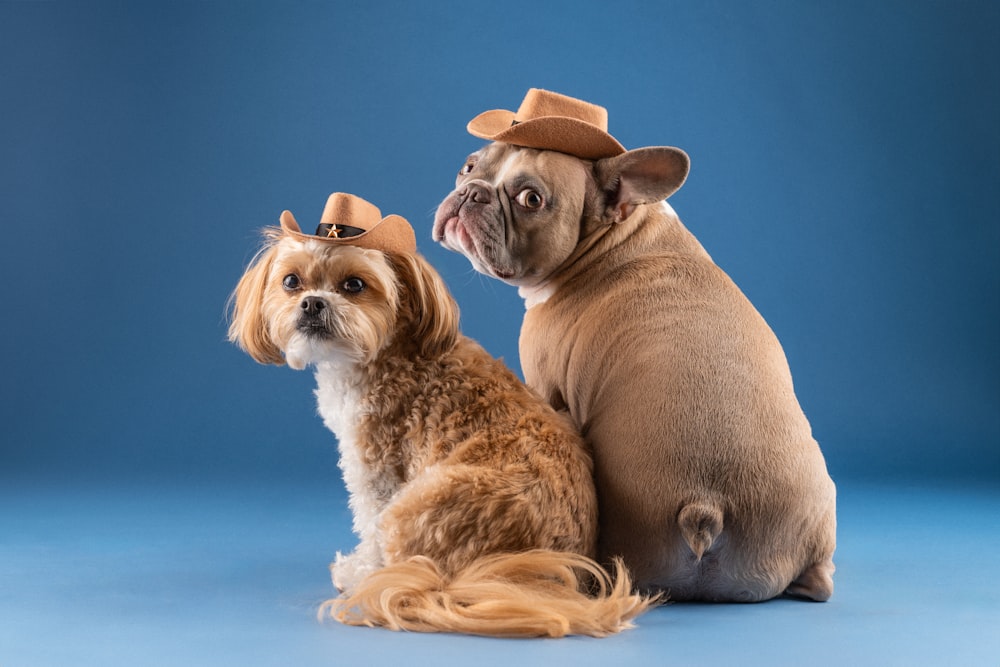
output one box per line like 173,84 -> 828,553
434,142 -> 837,602
228,228 -> 654,637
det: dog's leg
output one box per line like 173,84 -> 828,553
784,557 -> 835,602
331,534 -> 383,594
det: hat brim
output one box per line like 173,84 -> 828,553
279,210 -> 416,255
467,109 -> 626,160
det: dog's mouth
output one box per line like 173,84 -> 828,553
433,213 -> 468,251
295,316 -> 333,338
283,299 -> 357,370
296,308 -> 336,339
434,201 -> 516,281
296,319 -> 332,338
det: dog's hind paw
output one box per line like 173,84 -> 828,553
331,551 -> 378,594
785,558 -> 835,602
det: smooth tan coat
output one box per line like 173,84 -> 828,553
435,143 -> 836,601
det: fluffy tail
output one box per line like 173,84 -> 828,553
319,549 -> 660,638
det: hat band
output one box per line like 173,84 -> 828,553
316,223 -> 367,239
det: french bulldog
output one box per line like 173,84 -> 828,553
432,89 -> 836,602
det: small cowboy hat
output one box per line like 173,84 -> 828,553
466,88 -> 626,160
279,192 -> 416,255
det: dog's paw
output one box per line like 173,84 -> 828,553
785,558 -> 835,602
330,551 -> 378,594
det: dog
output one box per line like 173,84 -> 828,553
228,192 -> 654,637
434,89 -> 836,603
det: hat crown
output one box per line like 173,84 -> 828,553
320,192 -> 383,230
514,88 -> 609,131
466,88 -> 625,160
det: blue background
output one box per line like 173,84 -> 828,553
1,2 -> 998,665
2,1 -> 997,485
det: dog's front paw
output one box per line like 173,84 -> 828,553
330,550 -> 378,594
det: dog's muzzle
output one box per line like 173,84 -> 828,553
296,296 -> 332,337
458,181 -> 494,206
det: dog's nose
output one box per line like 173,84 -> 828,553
300,296 -> 326,316
460,181 -> 493,205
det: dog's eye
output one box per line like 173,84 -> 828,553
282,274 -> 301,291
515,189 -> 544,209
459,162 -> 475,176
341,277 -> 366,294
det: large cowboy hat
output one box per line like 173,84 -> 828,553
466,88 -> 626,160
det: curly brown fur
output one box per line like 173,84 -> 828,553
229,229 -> 656,636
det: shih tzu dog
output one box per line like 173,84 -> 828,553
228,193 -> 653,637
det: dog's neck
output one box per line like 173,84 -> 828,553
518,201 -> 705,308
311,336 -> 449,437
313,336 -> 489,487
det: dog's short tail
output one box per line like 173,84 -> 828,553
677,502 -> 724,562
319,549 -> 659,638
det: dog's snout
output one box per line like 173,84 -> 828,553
460,181 -> 493,205
300,296 -> 326,316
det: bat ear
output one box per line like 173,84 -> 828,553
388,252 -> 459,359
594,146 -> 689,223
228,244 -> 285,365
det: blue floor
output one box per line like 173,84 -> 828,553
2,478 -> 997,666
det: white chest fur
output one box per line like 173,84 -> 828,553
312,361 -> 388,592
313,361 -> 373,519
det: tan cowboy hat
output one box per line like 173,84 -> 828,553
279,192 -> 416,255
466,88 -> 626,160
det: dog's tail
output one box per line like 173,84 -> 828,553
677,502 -> 724,561
319,549 -> 659,638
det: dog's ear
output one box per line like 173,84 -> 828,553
228,244 -> 285,365
387,252 -> 460,358
594,146 -> 690,224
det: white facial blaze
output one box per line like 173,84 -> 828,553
491,150 -> 523,187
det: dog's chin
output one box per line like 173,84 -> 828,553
282,332 -> 363,371
473,256 -> 518,283
444,224 -> 518,282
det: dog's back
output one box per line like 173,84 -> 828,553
519,203 -> 836,602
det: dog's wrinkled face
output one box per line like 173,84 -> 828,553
256,238 -> 399,370
433,143 -> 595,288
435,143 -> 691,295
